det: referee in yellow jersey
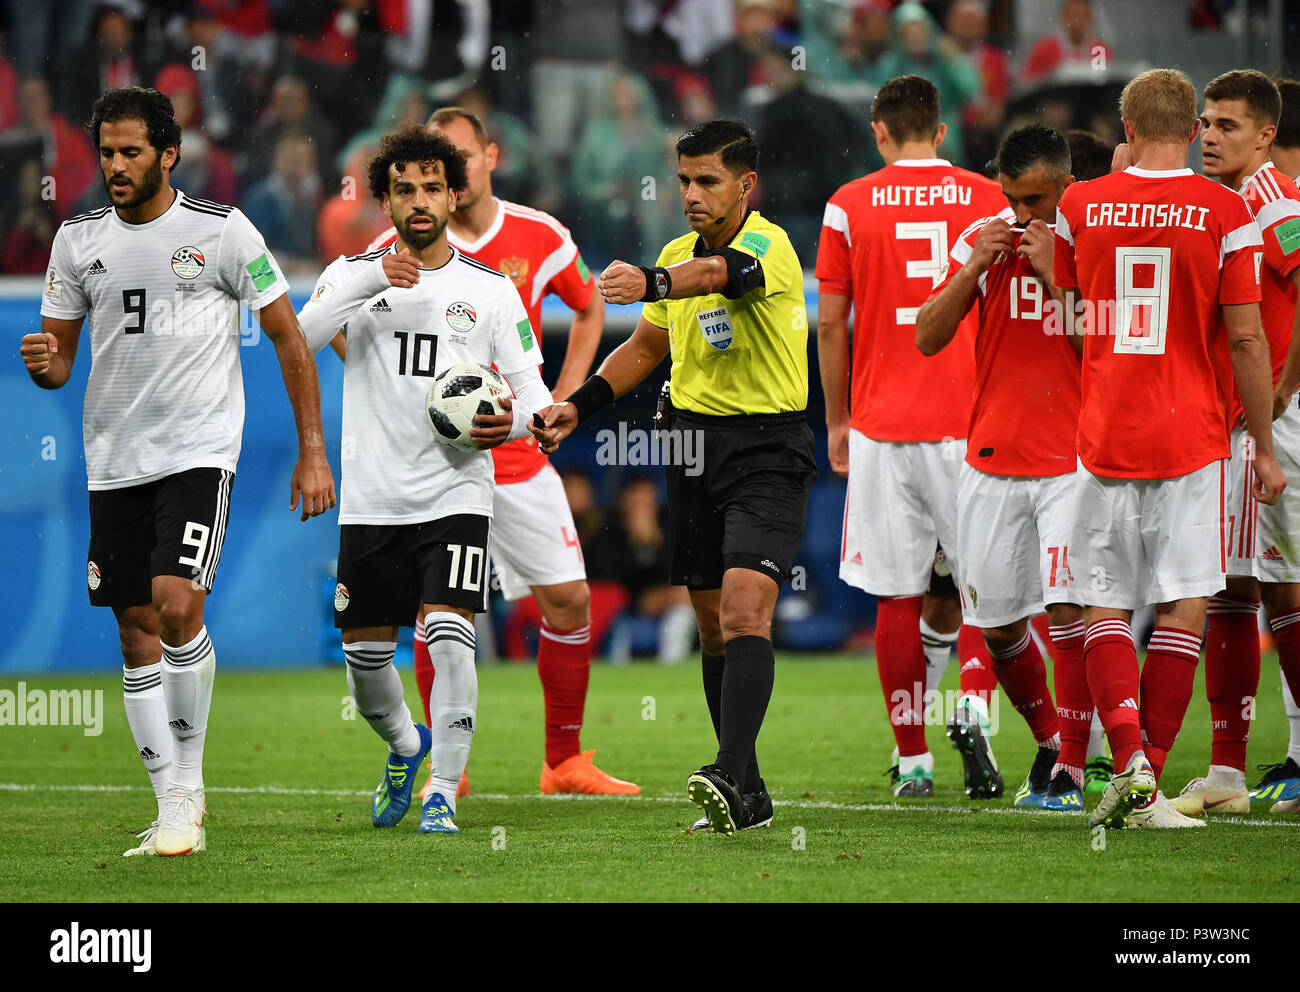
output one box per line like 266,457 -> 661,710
532,119 -> 816,834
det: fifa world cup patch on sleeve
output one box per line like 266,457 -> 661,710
245,253 -> 278,292
45,267 -> 62,303
738,231 -> 771,258
517,318 -> 535,351
697,305 -> 734,351
1275,218 -> 1300,256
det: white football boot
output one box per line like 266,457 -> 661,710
1168,775 -> 1249,815
154,785 -> 206,856
1127,792 -> 1208,828
1088,752 -> 1156,829
122,819 -> 159,857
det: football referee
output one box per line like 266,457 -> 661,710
532,119 -> 816,834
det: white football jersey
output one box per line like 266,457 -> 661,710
39,190 -> 289,490
299,244 -> 540,525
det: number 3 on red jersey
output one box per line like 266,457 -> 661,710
895,221 -> 948,325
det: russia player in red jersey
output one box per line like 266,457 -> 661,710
916,125 -> 1090,812
817,75 -> 1011,798
1054,69 -> 1284,830
1169,71 -> 1300,817
341,108 -> 639,798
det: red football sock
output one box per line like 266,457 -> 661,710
986,629 -> 1059,745
1140,626 -> 1203,782
538,621 -> 591,768
413,612 -> 434,727
1271,609 -> 1300,708
1049,619 -> 1091,773
1205,594 -> 1260,771
875,596 -> 928,757
957,624 -> 998,702
1084,619 -> 1143,771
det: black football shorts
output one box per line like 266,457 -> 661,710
334,513 -> 491,628
86,466 -> 234,609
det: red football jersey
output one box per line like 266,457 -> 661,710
1055,166 -> 1263,479
369,198 -> 596,482
816,159 -> 1008,442
931,209 -> 1081,477
1235,162 -> 1300,418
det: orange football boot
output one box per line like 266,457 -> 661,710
540,750 -> 640,795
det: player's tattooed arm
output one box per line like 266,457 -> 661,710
256,294 -> 338,521
21,316 -> 84,389
1272,267 -> 1300,420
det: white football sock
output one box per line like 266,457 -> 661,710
424,612 -> 478,808
898,751 -> 934,777
344,641 -> 420,756
1283,669 -> 1300,763
919,617 -> 956,696
123,662 -> 173,818
1207,763 -> 1247,790
1087,710 -> 1107,761
160,627 -> 216,791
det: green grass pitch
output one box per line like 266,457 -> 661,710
0,654 -> 1295,902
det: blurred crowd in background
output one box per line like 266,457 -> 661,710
1,0 -> 1292,274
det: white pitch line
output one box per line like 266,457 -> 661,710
1,783 -> 1295,828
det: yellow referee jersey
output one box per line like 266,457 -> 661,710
641,211 -> 808,416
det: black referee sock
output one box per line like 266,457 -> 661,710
703,651 -> 764,793
715,635 -> 774,794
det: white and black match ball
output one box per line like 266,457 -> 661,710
426,362 -> 509,452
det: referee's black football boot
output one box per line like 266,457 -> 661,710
947,696 -> 1003,799
687,764 -> 743,836
689,782 -> 774,831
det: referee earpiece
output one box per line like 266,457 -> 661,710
742,182 -> 751,194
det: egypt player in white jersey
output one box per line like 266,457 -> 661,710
1169,71 -> 1300,817
21,87 -> 334,857
348,108 -> 637,799
298,125 -> 552,835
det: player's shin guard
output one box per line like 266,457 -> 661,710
1048,620 -> 1091,789
160,627 -> 216,791
876,596 -> 929,756
412,615 -> 435,727
1272,610 -> 1300,763
1083,619 -> 1143,772
1139,627 -> 1203,781
424,612 -> 478,805
1205,595 -> 1260,771
123,663 -> 173,817
344,641 -> 421,756
538,621 -> 591,767
715,635 -> 774,791
919,617 -> 956,697
986,629 -> 1059,746
957,624 -> 998,703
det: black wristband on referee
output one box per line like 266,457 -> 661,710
566,374 -> 615,424
639,266 -> 672,303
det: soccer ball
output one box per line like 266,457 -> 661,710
426,362 -> 509,452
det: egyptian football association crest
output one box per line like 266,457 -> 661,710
498,256 -> 529,287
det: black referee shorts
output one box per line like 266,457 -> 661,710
665,409 -> 817,591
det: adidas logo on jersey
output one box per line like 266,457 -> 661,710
1262,545 -> 1285,562
447,716 -> 474,734
86,258 -> 107,276
370,298 -> 392,312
